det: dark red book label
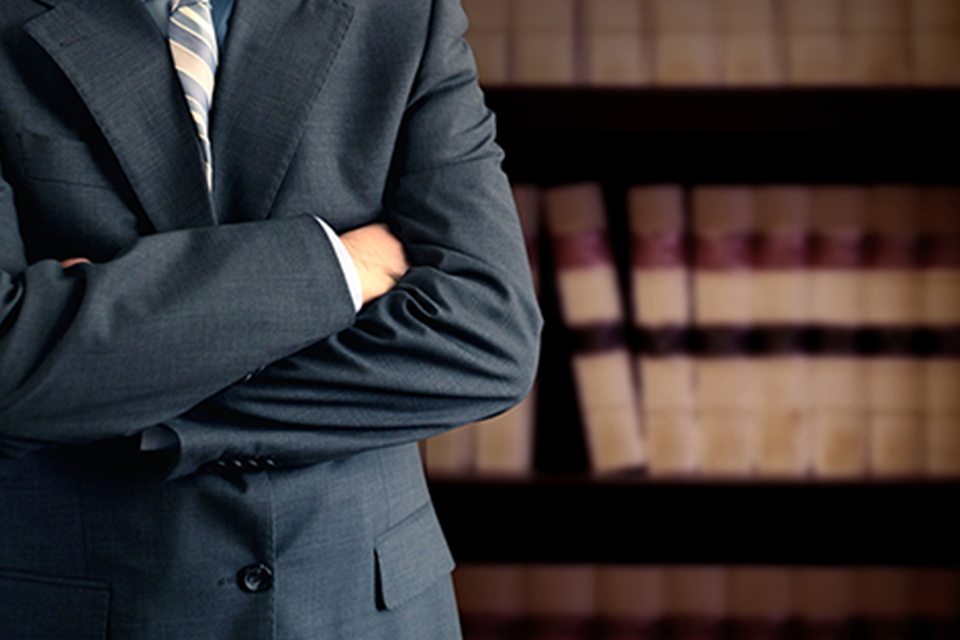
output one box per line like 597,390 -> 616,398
631,233 -> 686,269
552,231 -> 612,270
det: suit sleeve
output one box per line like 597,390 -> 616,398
0,170 -> 358,451
162,0 -> 543,478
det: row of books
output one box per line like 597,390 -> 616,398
463,0 -> 960,87
424,183 -> 960,480
454,564 -> 960,640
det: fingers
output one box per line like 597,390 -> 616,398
60,258 -> 91,269
339,223 -> 409,305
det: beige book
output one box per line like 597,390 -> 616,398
652,0 -> 717,31
915,568 -> 960,631
719,0 -> 783,85
596,565 -> 663,634
586,33 -> 652,86
454,564 -> 525,637
920,187 -> 960,476
864,186 -> 924,477
853,567 -> 915,640
794,568 -> 854,640
584,0 -> 652,85
849,0 -> 907,30
545,183 -> 646,473
664,566 -> 726,640
692,186 -> 756,476
846,33 -> 910,84
722,32 -> 783,85
629,185 -> 697,475
808,187 -> 868,478
911,0 -> 960,29
512,0 -> 578,85
728,567 -> 793,640
466,33 -> 510,86
753,186 -> 811,477
844,0 -> 910,84
639,358 -> 698,475
783,0 -> 844,84
784,0 -> 843,30
651,0 -> 721,85
911,0 -> 960,85
424,424 -> 475,477
473,398 -> 537,476
462,0 -> 510,85
925,360 -> 960,476
525,565 -> 597,636
913,32 -> 960,85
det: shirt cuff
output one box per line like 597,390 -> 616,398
314,217 -> 363,312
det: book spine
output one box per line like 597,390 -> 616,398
808,187 -> 868,478
462,0 -> 510,86
545,183 -> 646,474
844,0 -> 910,85
794,568 -> 855,640
628,185 -> 697,475
512,0 -> 579,85
783,0 -> 845,84
651,0 -> 722,85
752,186 -> 811,477
911,0 -> 960,86
718,0 -> 783,85
583,0 -> 652,86
424,424 -> 475,477
692,186 -> 757,476
525,565 -> 597,640
663,566 -> 727,640
916,568 -> 960,640
596,566 -> 663,640
455,564 -> 960,640
853,567 -> 915,640
454,564 -> 526,640
919,186 -> 960,477
728,567 -> 793,640
863,186 -> 924,477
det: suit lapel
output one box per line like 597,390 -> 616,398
24,0 -> 216,232
210,0 -> 354,223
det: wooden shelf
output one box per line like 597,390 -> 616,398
485,88 -> 960,184
430,477 -> 960,566
485,88 -> 960,133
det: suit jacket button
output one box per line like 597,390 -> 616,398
238,564 -> 273,593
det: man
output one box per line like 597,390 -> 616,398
0,0 -> 542,637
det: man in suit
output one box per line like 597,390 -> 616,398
0,0 -> 542,637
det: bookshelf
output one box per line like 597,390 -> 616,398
427,87 -> 960,566
431,477 -> 960,565
486,88 -> 960,184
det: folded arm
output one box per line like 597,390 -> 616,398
0,197 -> 359,452
163,0 -> 543,477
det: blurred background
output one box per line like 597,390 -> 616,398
422,1 -> 960,637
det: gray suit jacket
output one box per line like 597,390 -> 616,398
0,0 -> 542,637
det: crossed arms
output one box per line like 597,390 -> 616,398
0,0 -> 542,475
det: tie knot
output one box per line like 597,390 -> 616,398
171,0 -> 210,13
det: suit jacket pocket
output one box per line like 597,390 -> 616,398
18,131 -> 115,188
0,569 -> 109,640
374,501 -> 455,611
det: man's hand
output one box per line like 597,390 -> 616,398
60,258 -> 90,269
339,223 -> 409,306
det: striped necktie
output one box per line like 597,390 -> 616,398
169,0 -> 218,190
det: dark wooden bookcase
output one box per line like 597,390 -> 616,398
428,88 -> 960,566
